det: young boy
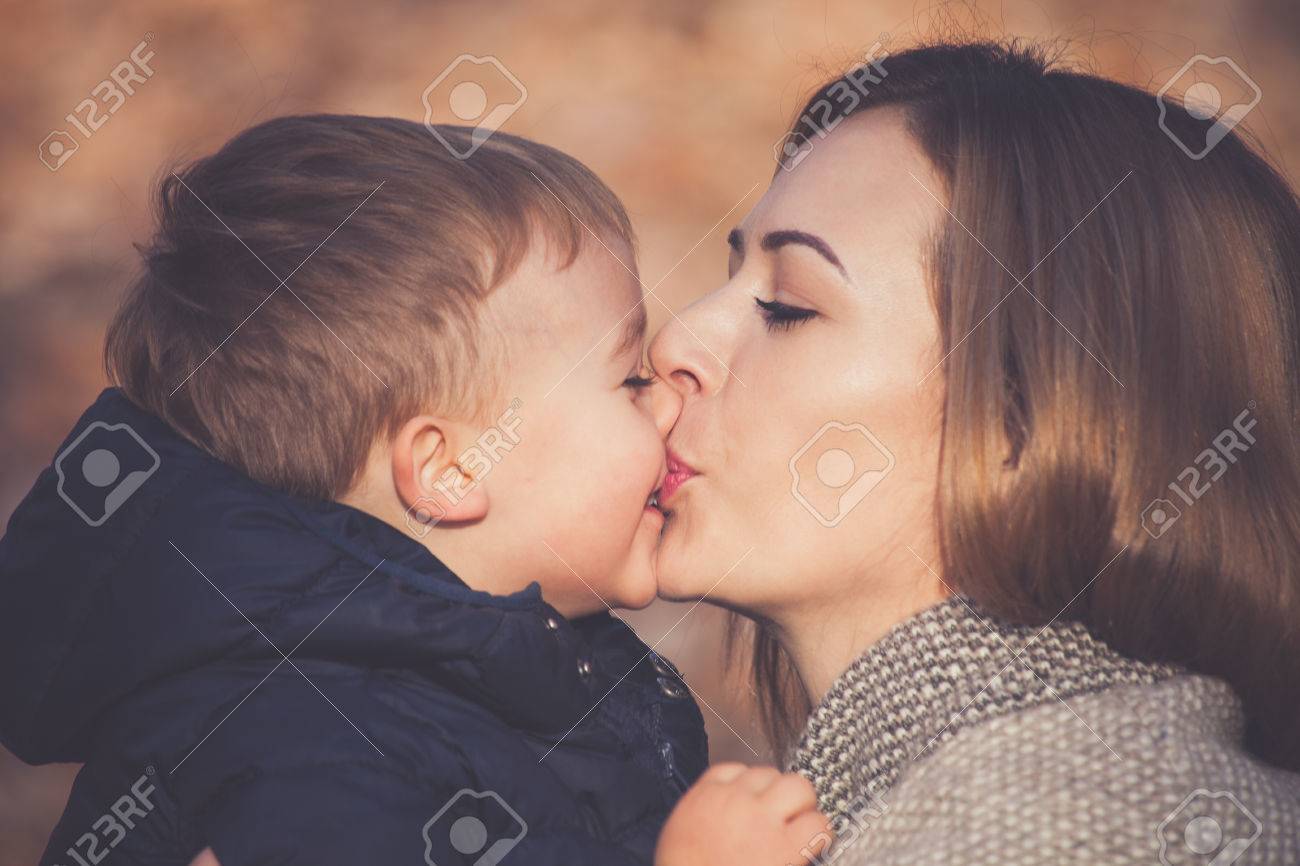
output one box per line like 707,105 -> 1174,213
0,116 -> 709,865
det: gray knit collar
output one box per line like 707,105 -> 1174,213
791,595 -> 1179,823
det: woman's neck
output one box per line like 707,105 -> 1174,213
772,561 -> 950,705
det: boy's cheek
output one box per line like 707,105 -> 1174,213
622,414 -> 671,480
568,406 -> 664,499
488,411 -> 570,495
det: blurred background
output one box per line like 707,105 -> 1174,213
3,0 -> 1298,861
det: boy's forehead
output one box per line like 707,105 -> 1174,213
489,239 -> 645,355
613,296 -> 648,357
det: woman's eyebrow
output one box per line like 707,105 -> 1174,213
726,227 -> 847,278
760,229 -> 847,276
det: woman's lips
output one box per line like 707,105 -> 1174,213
658,450 -> 697,506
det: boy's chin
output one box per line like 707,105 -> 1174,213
651,570 -> 698,603
560,565 -> 655,617
608,555 -> 658,611
606,508 -> 666,610
651,526 -> 716,603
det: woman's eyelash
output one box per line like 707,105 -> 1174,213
755,296 -> 818,331
623,373 -> 656,390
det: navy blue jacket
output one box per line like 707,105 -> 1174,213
0,389 -> 707,865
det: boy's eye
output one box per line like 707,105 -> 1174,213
755,296 -> 818,331
622,363 -> 657,391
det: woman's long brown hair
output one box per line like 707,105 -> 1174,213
746,40 -> 1300,769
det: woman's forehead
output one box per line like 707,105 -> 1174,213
742,112 -> 942,273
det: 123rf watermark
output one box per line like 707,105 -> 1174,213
422,54 -> 527,160
51,768 -> 157,866
1156,789 -> 1261,865
1141,404 -> 1257,539
789,420 -> 896,527
775,36 -> 889,172
55,420 -> 161,527
405,399 -> 523,536
422,788 -> 527,866
786,778 -> 889,866
1156,54 -> 1261,161
40,35 -> 157,172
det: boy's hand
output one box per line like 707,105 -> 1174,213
189,849 -> 219,866
654,763 -> 831,866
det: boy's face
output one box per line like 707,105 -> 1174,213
452,236 -> 677,615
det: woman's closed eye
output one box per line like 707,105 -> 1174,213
754,296 -> 818,331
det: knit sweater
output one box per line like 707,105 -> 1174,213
790,596 -> 1300,865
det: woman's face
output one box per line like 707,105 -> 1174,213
649,108 -> 949,620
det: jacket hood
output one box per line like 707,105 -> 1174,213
0,388 -> 615,763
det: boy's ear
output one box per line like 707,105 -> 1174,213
390,415 -> 489,527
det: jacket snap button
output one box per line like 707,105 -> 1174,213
657,675 -> 687,699
577,659 -> 593,678
545,616 -> 560,631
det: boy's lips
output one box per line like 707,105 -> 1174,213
658,449 -> 697,505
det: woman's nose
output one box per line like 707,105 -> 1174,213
649,376 -> 682,437
648,299 -> 728,402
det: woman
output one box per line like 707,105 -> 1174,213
649,41 -> 1300,864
